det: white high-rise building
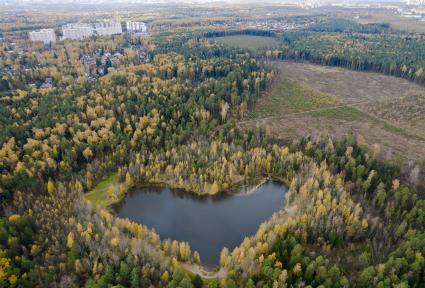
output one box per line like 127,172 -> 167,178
62,24 -> 94,40
29,29 -> 56,44
95,21 -> 123,36
126,21 -> 147,33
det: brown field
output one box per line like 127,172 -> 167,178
240,61 -> 425,165
279,62 -> 425,104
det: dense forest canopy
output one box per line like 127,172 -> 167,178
0,7 -> 424,288
280,31 -> 425,83
282,19 -> 425,84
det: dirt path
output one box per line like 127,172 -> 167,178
181,263 -> 228,279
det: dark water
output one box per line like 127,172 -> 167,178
115,181 -> 287,267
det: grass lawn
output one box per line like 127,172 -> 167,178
250,78 -> 337,118
85,172 -> 118,208
213,35 -> 280,51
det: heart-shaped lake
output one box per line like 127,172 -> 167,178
115,180 -> 287,267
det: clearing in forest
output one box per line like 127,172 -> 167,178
85,173 -> 119,208
241,61 -> 425,163
212,35 -> 279,51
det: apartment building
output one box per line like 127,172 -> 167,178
95,21 -> 123,36
126,21 -> 147,33
62,24 -> 94,40
29,29 -> 56,44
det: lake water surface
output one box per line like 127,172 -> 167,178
115,180 -> 287,267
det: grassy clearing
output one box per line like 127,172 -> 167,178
213,35 -> 280,51
250,78 -> 337,118
310,106 -> 368,121
85,172 -> 118,208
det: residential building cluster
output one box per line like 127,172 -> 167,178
153,18 -> 314,33
1,34 -> 149,92
238,19 -> 314,31
28,21 -> 148,44
68,42 -> 150,84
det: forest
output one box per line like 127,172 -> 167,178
1,7 -> 425,288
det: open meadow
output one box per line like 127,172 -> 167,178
212,35 -> 279,51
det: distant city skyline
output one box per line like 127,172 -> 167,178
2,0 -> 422,11
0,0 -> 410,4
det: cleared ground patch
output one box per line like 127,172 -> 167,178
359,94 -> 425,123
279,62 -> 425,104
213,35 -> 280,51
85,172 -> 118,208
240,61 -> 425,163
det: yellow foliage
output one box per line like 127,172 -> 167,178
77,223 -> 83,233
30,245 -> 40,256
8,274 -> 17,286
0,270 -> 6,281
47,180 -> 55,194
83,147 -> 93,160
293,263 -> 302,275
210,181 -> 220,194
159,271 -> 169,283
392,179 -> 400,190
361,219 -> 368,230
67,232 -> 74,249
111,237 -> 119,247
7,214 -> 20,223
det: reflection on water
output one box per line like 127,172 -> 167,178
115,180 -> 287,267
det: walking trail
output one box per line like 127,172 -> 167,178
181,263 -> 228,279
